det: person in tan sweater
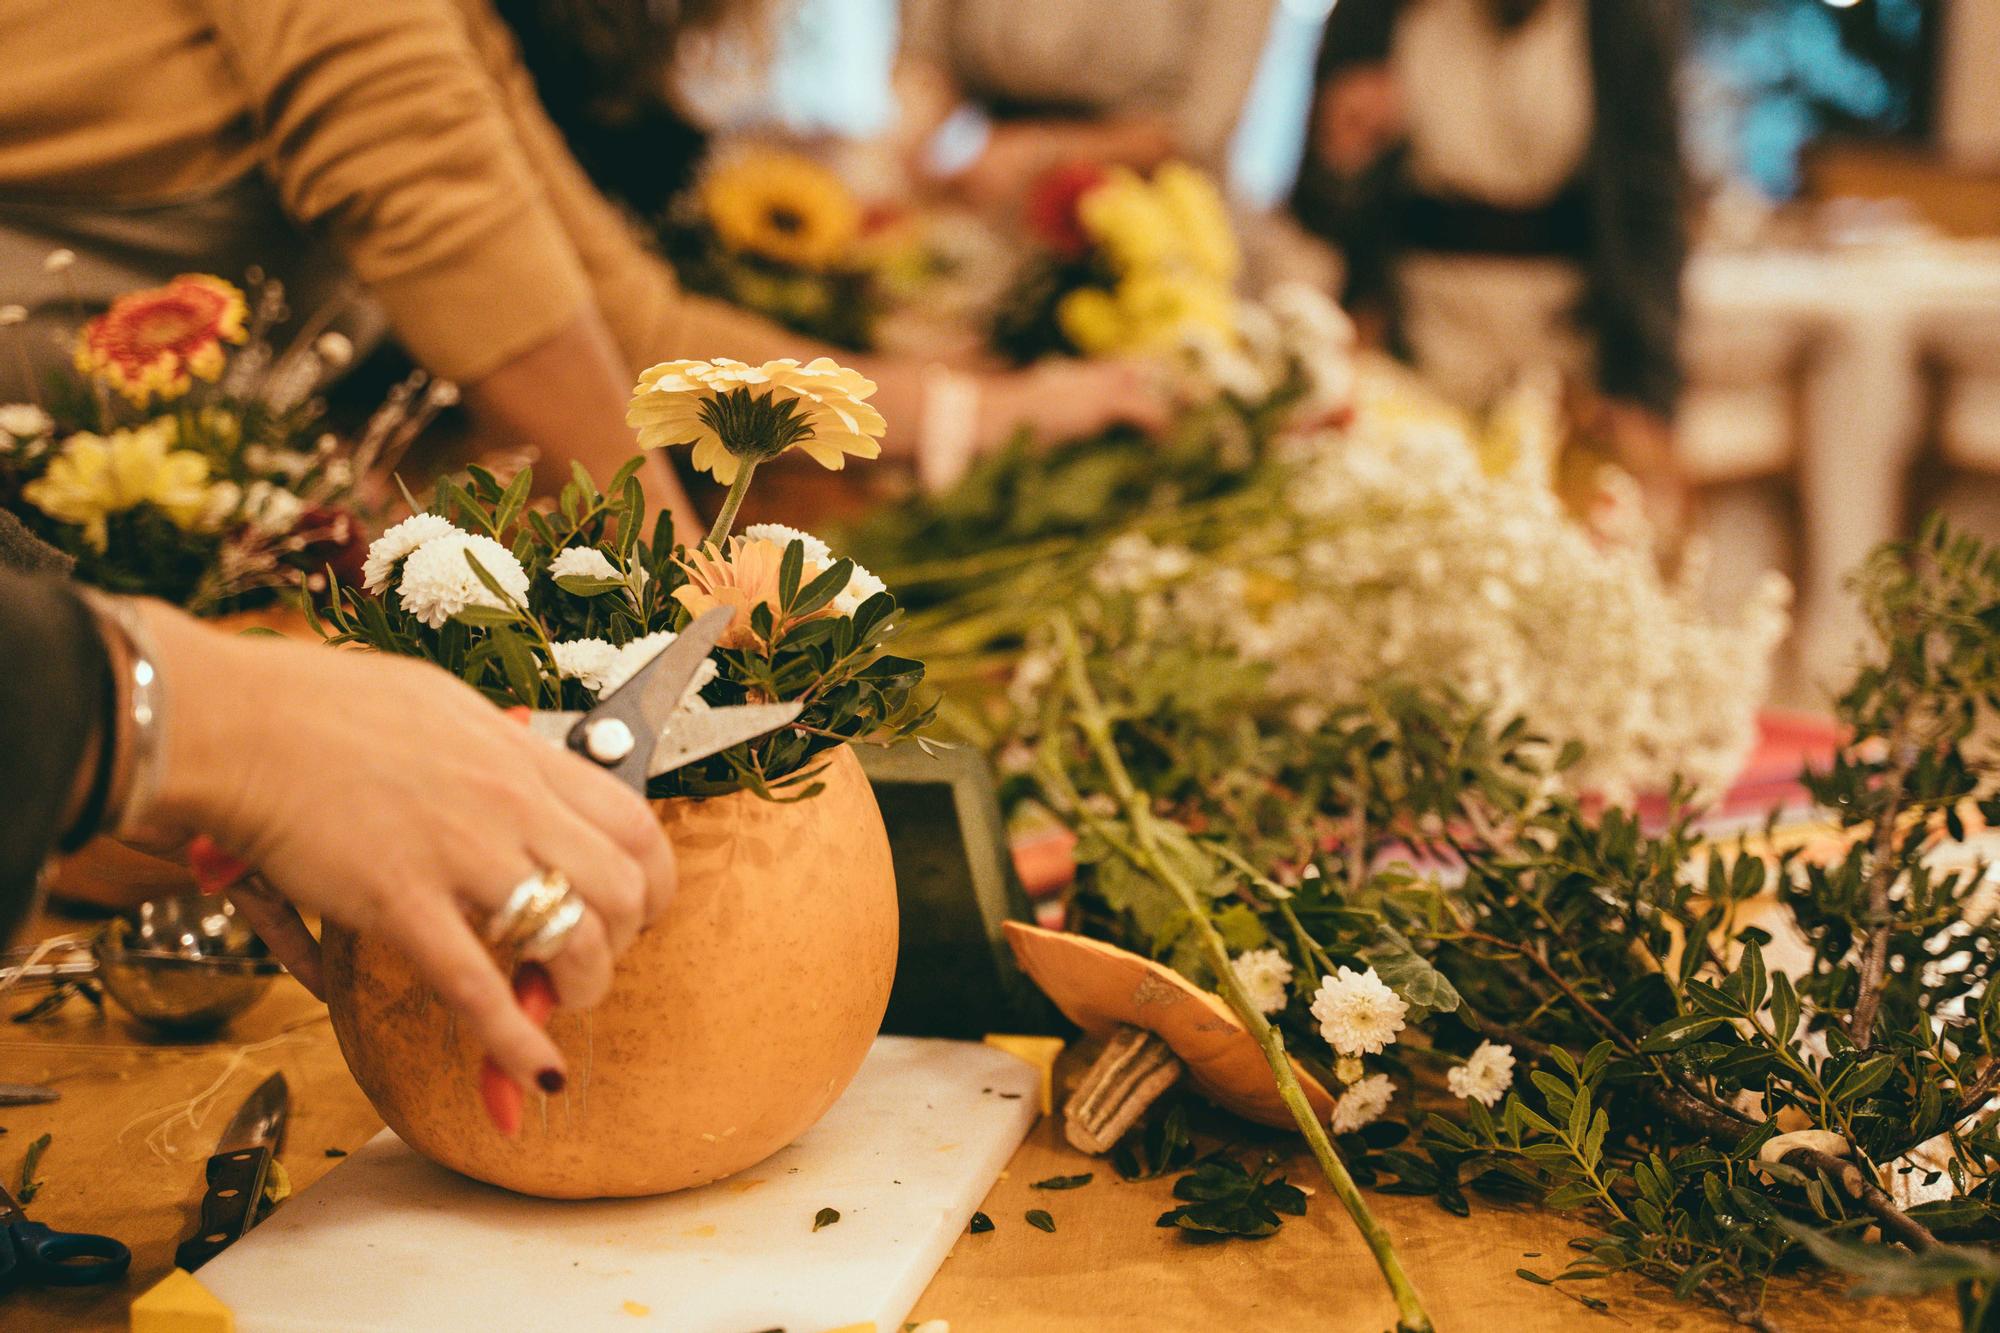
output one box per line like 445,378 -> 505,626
0,0 -> 1165,526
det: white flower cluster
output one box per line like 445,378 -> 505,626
1330,1072 -> 1397,1134
0,403 -> 53,455
1146,399 -> 1788,799
360,514 -> 533,630
1177,282 -> 1356,425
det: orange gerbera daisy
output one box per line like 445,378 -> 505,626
672,537 -> 789,650
75,274 -> 248,405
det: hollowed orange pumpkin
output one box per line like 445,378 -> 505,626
322,744 -> 898,1198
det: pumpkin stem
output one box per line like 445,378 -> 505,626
1064,1023 -> 1182,1154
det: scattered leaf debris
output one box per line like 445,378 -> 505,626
813,1206 -> 841,1231
1025,1209 -> 1056,1233
325,1147 -> 348,1158
1031,1173 -> 1093,1191
969,1211 -> 994,1233
17,1132 -> 50,1204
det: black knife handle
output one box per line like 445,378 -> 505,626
174,1145 -> 272,1271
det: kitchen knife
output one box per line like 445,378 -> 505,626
173,1072 -> 288,1271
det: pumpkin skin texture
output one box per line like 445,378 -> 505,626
322,745 -> 898,1199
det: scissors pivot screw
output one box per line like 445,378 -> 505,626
582,717 -> 636,764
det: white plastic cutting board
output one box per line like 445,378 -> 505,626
201,1036 -> 1038,1332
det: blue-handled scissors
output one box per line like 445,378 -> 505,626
0,1179 -> 130,1294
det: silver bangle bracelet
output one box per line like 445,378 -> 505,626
80,591 -> 168,840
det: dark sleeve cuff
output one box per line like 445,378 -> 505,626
0,571 -> 110,942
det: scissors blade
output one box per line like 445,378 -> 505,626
622,606 -> 737,742
646,703 -> 804,777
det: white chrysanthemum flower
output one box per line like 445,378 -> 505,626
1330,1073 -> 1396,1134
595,630 -> 718,710
834,559 -> 886,616
0,403 -> 53,441
397,531 -> 530,629
547,546 -> 622,583
196,481 -> 243,532
1310,966 -> 1408,1056
362,513 -> 457,594
550,638 -> 619,694
742,522 -> 832,568
1446,1041 -> 1517,1107
1230,949 -> 1294,1015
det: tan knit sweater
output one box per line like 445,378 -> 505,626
0,0 -> 803,383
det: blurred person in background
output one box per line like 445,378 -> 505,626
891,0 -> 1278,207
0,0 -> 1165,527
1291,0 -> 1689,530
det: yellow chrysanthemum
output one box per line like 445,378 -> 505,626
1077,168 -> 1178,276
23,420 -> 218,550
701,150 -> 862,271
1151,162 -> 1240,284
74,274 -> 248,406
1058,273 -> 1237,358
626,356 -> 885,484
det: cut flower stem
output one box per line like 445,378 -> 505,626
1052,616 -> 1433,1333
705,459 -> 758,548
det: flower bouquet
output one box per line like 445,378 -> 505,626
660,147 -> 884,350
991,160 -> 1239,366
314,356 -> 931,1198
0,267 -> 449,615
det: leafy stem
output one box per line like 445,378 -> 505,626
1051,616 -> 1434,1333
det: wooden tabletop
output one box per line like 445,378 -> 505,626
5,909 -> 1946,1332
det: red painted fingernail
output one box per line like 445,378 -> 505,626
537,1068 -> 565,1093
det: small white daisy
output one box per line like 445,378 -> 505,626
1309,966 -> 1408,1056
397,531 -> 529,629
1330,1073 -> 1396,1134
362,513 -> 456,594
548,546 -> 623,583
1229,949 -> 1294,1015
1445,1041 -> 1517,1108
742,522 -> 832,568
0,403 -> 53,442
549,638 -> 619,694
833,559 -> 887,616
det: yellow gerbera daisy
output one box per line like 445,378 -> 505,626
627,356 -> 884,484
23,419 -> 217,550
701,150 -> 862,271
74,274 -> 248,406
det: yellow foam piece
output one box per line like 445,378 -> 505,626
131,1268 -> 234,1333
983,1033 -> 1065,1115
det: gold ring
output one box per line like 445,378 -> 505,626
485,870 -> 570,948
517,893 -> 587,963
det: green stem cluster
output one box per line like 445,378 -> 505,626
1051,617 -> 1434,1333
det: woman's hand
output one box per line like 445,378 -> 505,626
1312,64 -> 1404,177
980,358 -> 1173,447
135,605 -> 676,1094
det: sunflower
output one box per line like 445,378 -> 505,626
74,274 -> 248,405
701,151 -> 861,271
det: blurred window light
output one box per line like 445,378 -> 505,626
1231,2 -> 1334,207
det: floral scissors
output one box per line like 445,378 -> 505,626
509,605 -> 801,791
0,1180 -> 130,1295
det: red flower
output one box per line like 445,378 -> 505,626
1024,161 -> 1111,259
75,274 -> 247,406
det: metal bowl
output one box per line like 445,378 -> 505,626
95,894 -> 283,1036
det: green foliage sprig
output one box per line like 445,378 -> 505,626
316,457 -> 931,800
1022,516 -> 2000,1330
